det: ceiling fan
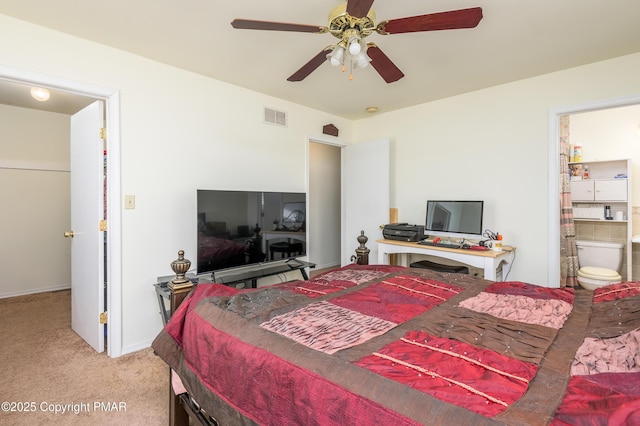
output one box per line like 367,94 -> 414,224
231,0 -> 483,83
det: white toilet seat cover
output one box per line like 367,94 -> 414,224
579,266 -> 621,280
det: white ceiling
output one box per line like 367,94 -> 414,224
1,0 -> 640,119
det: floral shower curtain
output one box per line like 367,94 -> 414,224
559,115 -> 579,288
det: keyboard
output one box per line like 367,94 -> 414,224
417,240 -> 462,249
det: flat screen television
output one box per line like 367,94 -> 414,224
196,190 -> 306,275
424,200 -> 484,241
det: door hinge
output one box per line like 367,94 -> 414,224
100,220 -> 107,232
100,127 -> 106,140
100,312 -> 108,324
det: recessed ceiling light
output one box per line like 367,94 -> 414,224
30,87 -> 50,102
366,106 -> 378,113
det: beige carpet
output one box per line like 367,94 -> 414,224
0,290 -> 168,425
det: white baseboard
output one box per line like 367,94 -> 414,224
0,284 -> 71,299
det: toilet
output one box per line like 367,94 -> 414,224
575,240 -> 623,290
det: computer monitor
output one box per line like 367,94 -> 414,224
424,200 -> 484,241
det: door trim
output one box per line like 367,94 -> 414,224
0,65 -> 123,357
547,94 -> 640,287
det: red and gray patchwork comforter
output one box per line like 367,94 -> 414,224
152,264 -> 640,425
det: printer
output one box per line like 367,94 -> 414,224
382,223 -> 425,242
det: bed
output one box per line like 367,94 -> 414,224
152,263 -> 640,425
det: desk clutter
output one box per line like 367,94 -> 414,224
479,229 -> 503,251
418,237 -> 492,251
382,222 -> 504,252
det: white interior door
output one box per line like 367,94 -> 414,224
342,139 -> 390,265
70,101 -> 105,352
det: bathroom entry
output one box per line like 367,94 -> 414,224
558,103 -> 640,284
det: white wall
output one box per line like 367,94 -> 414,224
353,52 -> 640,286
0,14 -> 353,353
0,105 -> 71,297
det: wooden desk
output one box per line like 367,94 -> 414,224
377,239 -> 515,281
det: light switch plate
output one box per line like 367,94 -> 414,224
125,195 -> 135,209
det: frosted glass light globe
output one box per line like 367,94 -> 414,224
348,38 -> 361,55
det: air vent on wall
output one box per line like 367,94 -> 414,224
263,106 -> 288,127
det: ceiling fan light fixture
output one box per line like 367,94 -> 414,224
327,45 -> 345,66
232,5 -> 483,83
353,51 -> 371,68
348,37 -> 362,55
30,87 -> 50,102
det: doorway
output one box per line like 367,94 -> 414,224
307,135 -> 391,269
308,138 -> 342,271
548,95 -> 640,287
0,65 -> 123,357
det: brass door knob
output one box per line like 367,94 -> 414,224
64,231 -> 74,238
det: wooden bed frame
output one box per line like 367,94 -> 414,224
164,263 -> 320,426
167,282 -> 196,426
162,234 -> 369,426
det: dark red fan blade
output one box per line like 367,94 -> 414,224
380,7 -> 483,34
231,19 -> 323,33
287,49 -> 329,82
367,45 -> 404,83
346,0 -> 375,18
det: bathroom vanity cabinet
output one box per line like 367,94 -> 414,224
569,158 -> 631,279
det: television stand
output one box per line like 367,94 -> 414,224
153,259 -> 315,326
211,258 -> 315,288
